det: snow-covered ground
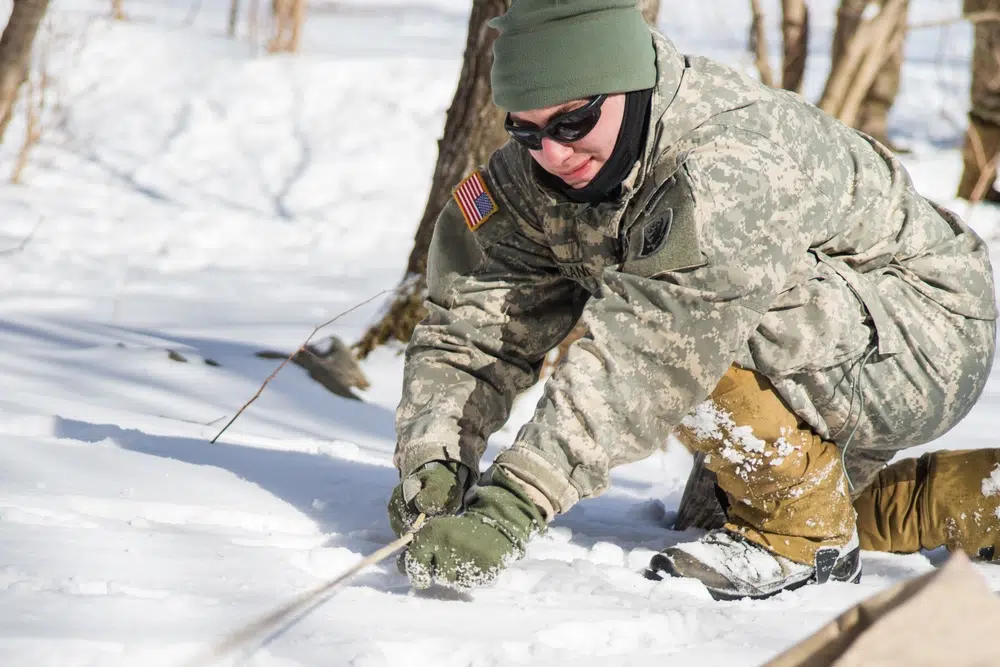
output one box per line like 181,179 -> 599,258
0,1 -> 997,665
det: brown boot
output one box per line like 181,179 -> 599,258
673,365 -> 856,565
854,449 -> 1000,561
957,115 -> 1000,202
654,365 -> 860,599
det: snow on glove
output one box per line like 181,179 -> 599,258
402,468 -> 546,591
388,461 -> 471,536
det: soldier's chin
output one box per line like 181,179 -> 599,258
563,161 -> 596,188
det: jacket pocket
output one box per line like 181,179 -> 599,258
746,257 -> 875,376
812,250 -> 905,357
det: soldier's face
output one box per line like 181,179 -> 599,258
509,93 -> 626,189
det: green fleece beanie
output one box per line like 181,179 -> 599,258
489,0 -> 656,112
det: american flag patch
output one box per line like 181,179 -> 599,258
453,171 -> 498,231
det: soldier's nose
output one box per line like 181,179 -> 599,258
539,137 -> 574,163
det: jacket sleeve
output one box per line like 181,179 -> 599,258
493,128 -> 820,515
393,181 -> 590,484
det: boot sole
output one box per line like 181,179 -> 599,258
644,548 -> 862,602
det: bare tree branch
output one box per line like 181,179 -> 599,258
909,10 -> 1000,31
838,0 -> 907,128
748,0 -> 774,87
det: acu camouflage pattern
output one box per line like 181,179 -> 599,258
395,29 -> 998,519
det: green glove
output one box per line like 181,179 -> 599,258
402,468 -> 546,590
388,461 -> 471,536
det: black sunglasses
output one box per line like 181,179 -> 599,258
504,94 -> 607,150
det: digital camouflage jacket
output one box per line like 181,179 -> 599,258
394,30 -> 998,518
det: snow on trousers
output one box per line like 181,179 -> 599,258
678,364 -> 1000,566
675,365 -> 856,565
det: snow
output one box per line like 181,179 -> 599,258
983,464 -> 1000,497
0,0 -> 997,665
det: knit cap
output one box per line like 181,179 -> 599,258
490,0 -> 656,112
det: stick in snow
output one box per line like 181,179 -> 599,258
179,514 -> 426,667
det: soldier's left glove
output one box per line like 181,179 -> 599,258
388,461 -> 471,536
402,468 -> 546,590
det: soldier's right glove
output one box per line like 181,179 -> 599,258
388,461 -> 471,536
401,467 -> 546,590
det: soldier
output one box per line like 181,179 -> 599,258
957,0 -> 1000,202
389,0 -> 999,601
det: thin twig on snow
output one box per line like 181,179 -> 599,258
210,278 -> 416,444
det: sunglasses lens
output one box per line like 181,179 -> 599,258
509,129 -> 543,150
505,115 -> 544,149
550,112 -> 601,143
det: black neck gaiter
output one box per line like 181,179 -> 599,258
535,87 -> 654,205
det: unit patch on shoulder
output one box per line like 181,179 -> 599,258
453,170 -> 499,232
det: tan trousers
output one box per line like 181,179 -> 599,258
675,366 -> 856,565
854,449 -> 1000,561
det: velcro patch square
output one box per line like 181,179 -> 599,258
453,171 -> 498,232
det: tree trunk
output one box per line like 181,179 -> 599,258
0,0 -> 50,143
227,0 -> 240,37
267,0 -> 306,53
819,0 -> 906,127
636,0 -> 660,26
355,0 -> 511,358
781,0 -> 808,92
